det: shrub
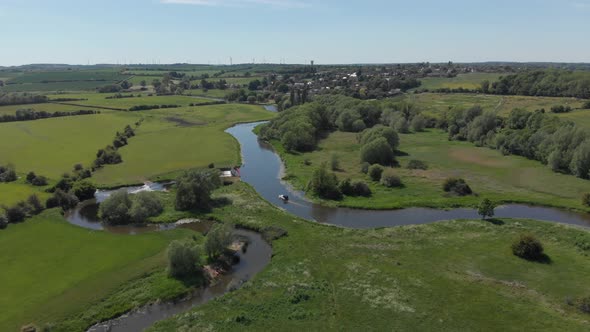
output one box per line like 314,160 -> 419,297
128,191 -> 163,223
583,193 -> 590,207
360,162 -> 370,174
512,234 -> 544,261
360,137 -> 394,166
307,163 -> 342,200
368,164 -> 384,181
204,223 -> 234,259
0,167 -> 17,183
338,178 -> 354,196
410,114 -> 426,132
584,101 -> 590,109
26,171 -> 36,183
72,181 -> 97,201
208,163 -> 215,168
0,214 -> 7,229
330,153 -> 340,171
168,240 -> 202,279
31,176 -> 48,186
443,177 -> 473,196
54,177 -> 73,192
46,190 -> 79,210
351,181 -> 372,197
407,159 -> 428,170
380,169 -> 403,188
4,204 -> 27,223
27,194 -> 44,215
577,296 -> 590,314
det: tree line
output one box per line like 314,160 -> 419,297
483,69 -> 590,99
437,106 -> 590,179
0,93 -> 48,106
0,109 -> 99,123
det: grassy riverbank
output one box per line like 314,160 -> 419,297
0,209 -> 194,331
269,129 -> 590,212
150,182 -> 590,331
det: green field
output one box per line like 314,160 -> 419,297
0,112 -> 139,179
184,88 -> 231,99
271,129 -> 590,211
92,104 -> 275,186
0,209 -> 192,331
418,73 -> 504,90
7,70 -> 128,84
46,93 -> 213,109
408,93 -> 587,118
0,180 -> 50,206
150,183 -> 590,331
0,103 -> 99,115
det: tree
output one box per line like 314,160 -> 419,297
204,223 -> 234,259
168,240 -> 202,279
98,190 -> 132,225
175,169 -> 221,211
477,198 -> 496,219
307,163 -> 342,200
481,80 -> 490,94
128,191 -> 163,223
0,214 -> 7,229
410,114 -> 426,132
140,80 -> 147,88
512,234 -> 544,261
4,204 -> 27,223
46,189 -> 79,210
330,153 -> 340,171
582,193 -> 590,207
72,180 -> 97,201
359,125 -> 399,150
443,177 -> 473,196
360,138 -> 394,165
120,80 -> 132,90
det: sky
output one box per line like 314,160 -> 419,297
0,0 -> 589,66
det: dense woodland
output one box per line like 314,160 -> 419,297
484,69 -> 590,99
0,93 -> 48,106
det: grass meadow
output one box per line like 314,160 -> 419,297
272,129 -> 590,211
418,72 -> 504,90
0,209 -> 193,332
150,183 -> 590,331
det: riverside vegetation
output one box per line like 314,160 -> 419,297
2,64 -> 590,331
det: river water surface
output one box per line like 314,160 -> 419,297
226,121 -> 590,229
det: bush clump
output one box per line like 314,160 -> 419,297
0,164 -> 17,183
406,159 -> 428,170
339,179 -> 372,197
360,162 -> 370,174
0,214 -> 7,229
204,223 -> 234,259
512,234 -> 544,261
72,180 -> 97,201
368,164 -> 384,181
583,193 -> 590,207
577,296 -> 590,314
46,189 -> 79,210
307,163 -> 342,200
99,190 -> 163,225
360,137 -> 394,166
443,177 -> 473,196
168,240 -> 202,279
380,169 -> 403,188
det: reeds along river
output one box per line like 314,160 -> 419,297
225,121 -> 590,229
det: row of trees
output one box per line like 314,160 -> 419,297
0,109 -> 99,123
128,104 -> 179,111
92,124 -> 136,169
438,106 -> 590,179
482,69 -> 590,99
0,93 -> 47,106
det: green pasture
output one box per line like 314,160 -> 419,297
0,180 -> 50,206
92,104 -> 275,186
46,93 -> 213,109
418,72 -> 503,90
0,112 -> 139,179
0,209 -> 192,331
0,103 -> 98,115
272,129 -> 590,211
151,183 -> 590,331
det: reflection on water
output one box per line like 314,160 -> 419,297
226,122 -> 590,229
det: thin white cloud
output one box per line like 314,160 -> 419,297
161,0 -> 309,8
572,1 -> 590,9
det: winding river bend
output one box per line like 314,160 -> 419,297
226,121 -> 590,229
